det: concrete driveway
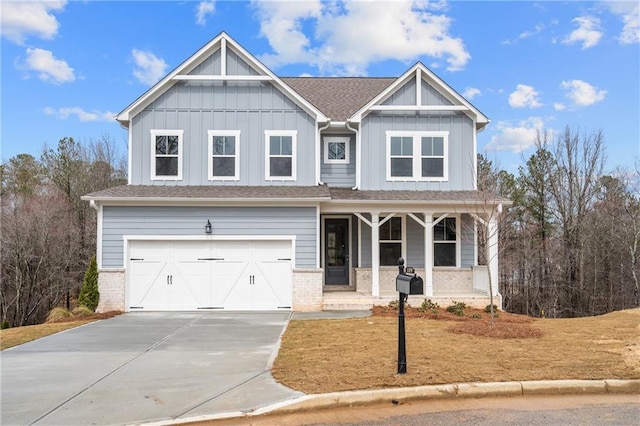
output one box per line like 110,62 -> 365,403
1,311 -> 302,425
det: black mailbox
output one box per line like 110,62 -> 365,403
395,273 -> 424,295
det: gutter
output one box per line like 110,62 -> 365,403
317,120 -> 331,185
346,121 -> 360,190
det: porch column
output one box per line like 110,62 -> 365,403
371,212 -> 380,297
488,216 -> 499,297
424,212 -> 434,297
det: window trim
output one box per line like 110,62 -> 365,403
265,130 -> 297,181
323,136 -> 350,164
207,130 -> 240,181
150,129 -> 183,181
433,215 -> 460,268
385,131 -> 449,182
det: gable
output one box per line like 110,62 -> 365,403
117,32 -> 326,126
350,63 -> 488,129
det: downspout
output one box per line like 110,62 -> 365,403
346,121 -> 360,190
317,120 -> 331,185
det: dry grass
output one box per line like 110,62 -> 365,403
272,308 -> 640,394
0,311 -> 122,350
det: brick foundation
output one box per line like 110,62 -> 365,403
292,268 -> 323,311
97,269 -> 125,312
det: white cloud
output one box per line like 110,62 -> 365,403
131,49 -> 168,85
604,1 -> 640,44
1,0 -> 66,44
502,23 -> 545,44
508,84 -> 542,108
486,117 -> 546,153
462,87 -> 481,99
23,48 -> 75,84
253,0 -> 471,75
561,79 -> 607,106
196,1 -> 216,26
44,107 -> 115,122
553,102 -> 566,111
563,16 -> 603,49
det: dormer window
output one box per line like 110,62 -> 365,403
386,131 -> 448,182
151,130 -> 183,180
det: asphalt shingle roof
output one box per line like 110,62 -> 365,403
83,185 -> 331,200
281,77 -> 395,121
329,188 -> 511,204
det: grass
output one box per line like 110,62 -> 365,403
272,307 -> 640,394
0,311 -> 121,350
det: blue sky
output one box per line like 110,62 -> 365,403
1,0 -> 639,175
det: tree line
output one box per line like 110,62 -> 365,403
482,127 -> 640,317
1,127 -> 638,326
1,136 -> 126,327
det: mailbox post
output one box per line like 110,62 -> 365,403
395,257 -> 424,374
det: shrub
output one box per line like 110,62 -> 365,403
446,301 -> 466,316
46,307 -> 71,323
1,320 -> 10,329
418,298 -> 439,313
79,256 -> 99,312
388,299 -> 410,309
485,304 -> 499,313
470,313 -> 482,319
72,306 -> 94,318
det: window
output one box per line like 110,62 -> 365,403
386,131 -> 448,181
324,136 -> 350,164
380,216 -> 402,266
151,130 -> 183,180
265,131 -> 296,180
208,130 -> 240,180
434,217 -> 457,267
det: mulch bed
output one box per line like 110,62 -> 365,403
372,304 -> 543,339
47,310 -> 123,323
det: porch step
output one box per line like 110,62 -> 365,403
322,291 -> 497,311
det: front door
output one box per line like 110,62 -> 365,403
324,218 -> 349,285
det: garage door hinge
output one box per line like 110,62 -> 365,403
130,306 -> 144,309
197,307 -> 224,310
278,258 -> 291,261
130,258 -> 144,261
197,257 -> 224,261
278,306 -> 292,309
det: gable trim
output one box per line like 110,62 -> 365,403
116,32 -> 327,126
349,62 -> 489,129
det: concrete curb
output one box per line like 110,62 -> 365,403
144,379 -> 640,425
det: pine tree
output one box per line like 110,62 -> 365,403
79,256 -> 99,311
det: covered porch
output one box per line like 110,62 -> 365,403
320,188 -> 505,310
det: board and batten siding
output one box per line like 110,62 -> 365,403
101,206 -> 317,269
129,80 -> 317,186
320,134 -> 356,187
359,113 -> 476,191
382,79 -> 454,107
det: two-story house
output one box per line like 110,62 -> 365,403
83,32 -> 507,313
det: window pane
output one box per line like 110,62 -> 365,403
391,158 -> 412,177
270,157 -> 292,177
434,243 -> 456,266
212,157 -> 235,177
281,136 -> 292,155
380,242 -> 402,266
402,137 -> 413,155
213,136 -> 225,155
167,136 -> 179,155
433,137 -> 444,156
156,157 -> 178,176
328,142 -> 345,160
390,217 -> 401,240
155,136 -> 167,155
434,221 -> 445,241
380,220 -> 390,240
422,158 -> 443,177
445,218 -> 456,240
421,137 -> 433,156
390,137 -> 403,155
270,136 -> 281,155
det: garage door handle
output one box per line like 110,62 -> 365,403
130,258 -> 144,261
278,258 -> 291,261
198,258 -> 224,261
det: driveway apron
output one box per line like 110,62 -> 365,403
1,311 -> 302,425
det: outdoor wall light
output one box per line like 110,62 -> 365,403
205,220 -> 212,234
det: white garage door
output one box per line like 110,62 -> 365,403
127,239 -> 292,311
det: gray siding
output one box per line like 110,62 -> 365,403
129,81 -> 317,186
188,50 -> 221,75
102,206 -> 317,269
406,216 -> 425,268
360,113 -> 476,191
421,80 -> 453,106
320,134 -> 356,187
383,78 -> 416,106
